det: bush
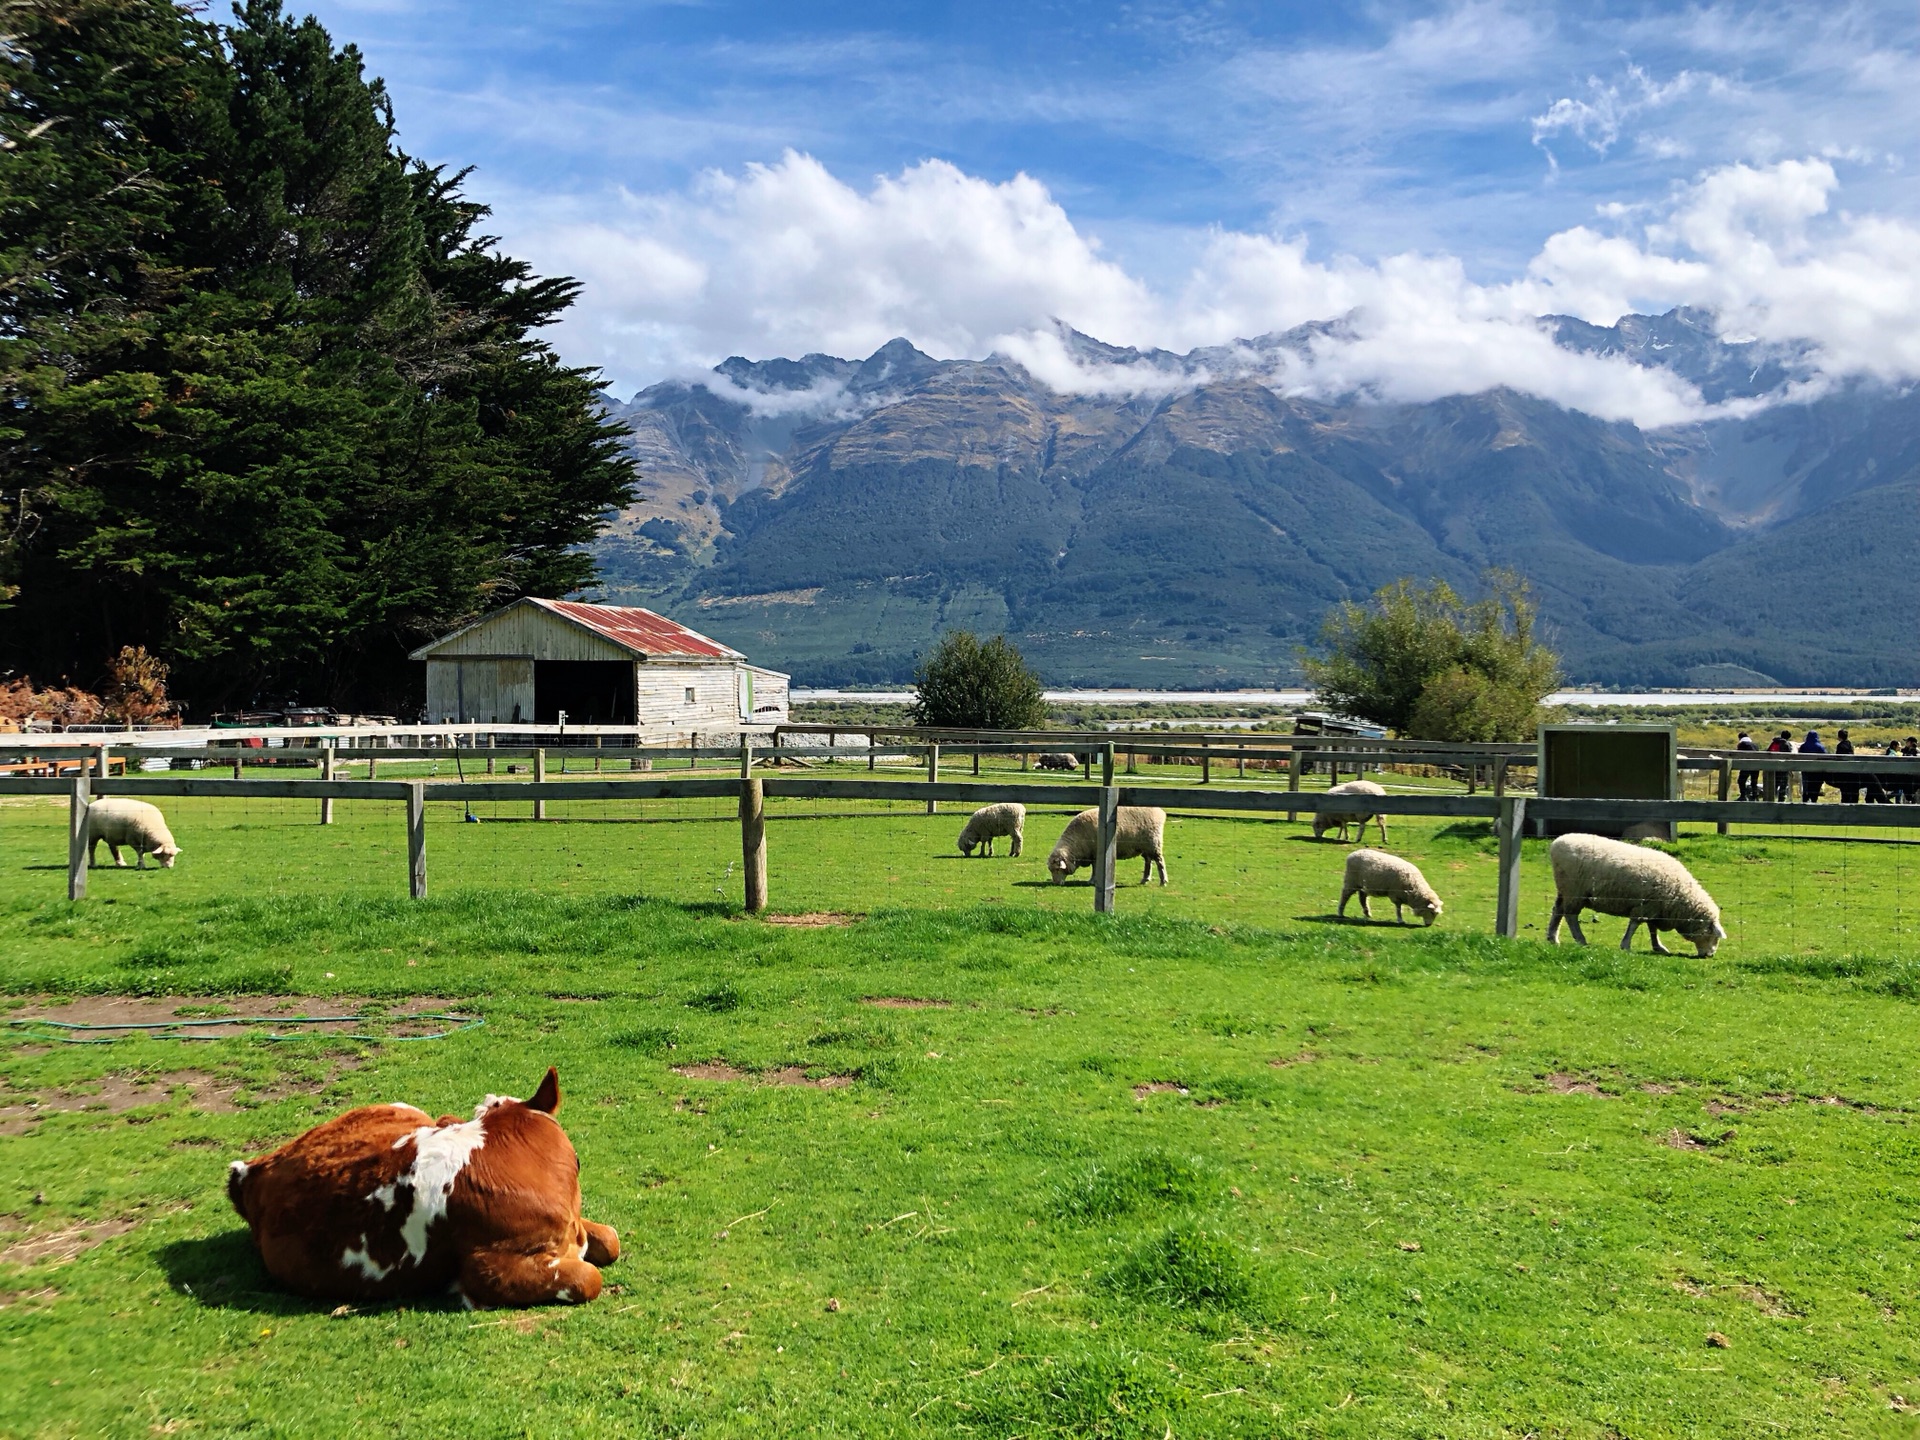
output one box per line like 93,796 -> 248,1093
905,631 -> 1047,730
1305,569 -> 1560,741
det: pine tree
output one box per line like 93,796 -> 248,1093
0,0 -> 634,712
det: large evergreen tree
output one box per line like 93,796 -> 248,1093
0,0 -> 634,713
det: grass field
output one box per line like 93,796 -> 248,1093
5,780 -> 1920,1437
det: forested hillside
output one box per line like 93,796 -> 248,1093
0,0 -> 633,714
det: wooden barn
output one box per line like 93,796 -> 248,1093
411,598 -> 789,739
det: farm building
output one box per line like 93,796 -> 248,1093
410,598 -> 789,738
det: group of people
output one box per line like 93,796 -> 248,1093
1735,728 -> 1920,804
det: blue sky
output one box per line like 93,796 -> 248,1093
297,1 -> 1920,419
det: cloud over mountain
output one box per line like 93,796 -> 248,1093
517,150 -> 1920,429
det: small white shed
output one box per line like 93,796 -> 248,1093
410,598 -> 789,739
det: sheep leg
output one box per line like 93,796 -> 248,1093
1393,900 -> 1406,924
87,835 -> 102,869
1338,886 -> 1353,917
108,841 -> 126,868
1010,833 -> 1022,858
136,847 -> 147,871
1548,897 -> 1590,946
1620,918 -> 1641,951
1372,814 -> 1389,845
1646,924 -> 1672,957
1153,856 -> 1167,886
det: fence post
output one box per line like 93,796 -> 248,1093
691,731 -> 700,771
740,776 -> 767,913
1716,758 -> 1732,835
232,750 -> 243,780
406,782 -> 427,900
367,755 -> 378,780
1493,756 -> 1507,800
1201,739 -> 1211,785
533,748 -> 546,821
1287,743 -> 1301,821
320,744 -> 335,825
1092,786 -> 1119,914
97,742 -> 111,779
1127,745 -> 1136,776
740,737 -> 753,779
1101,743 -> 1115,787
972,748 -> 980,777
487,733 -> 495,776
1494,796 -> 1527,939
1238,746 -> 1246,779
926,743 -> 939,815
68,770 -> 90,901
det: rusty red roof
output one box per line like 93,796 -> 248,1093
532,599 -> 743,660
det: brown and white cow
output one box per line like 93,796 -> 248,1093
227,1068 -> 619,1308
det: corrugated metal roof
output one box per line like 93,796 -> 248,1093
533,599 -> 743,660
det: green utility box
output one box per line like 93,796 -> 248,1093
1536,723 -> 1677,841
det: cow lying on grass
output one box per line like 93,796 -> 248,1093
228,1068 -> 619,1307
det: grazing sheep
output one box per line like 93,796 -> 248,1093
1338,848 -> 1443,926
1547,833 -> 1724,957
1035,752 -> 1079,772
85,797 -> 181,870
1047,806 -> 1168,886
1312,780 -> 1389,844
957,802 -> 1025,857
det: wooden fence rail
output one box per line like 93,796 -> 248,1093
22,772 -> 1920,927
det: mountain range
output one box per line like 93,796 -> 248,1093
588,310 -> 1920,687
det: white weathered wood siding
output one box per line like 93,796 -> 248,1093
426,658 -> 535,723
745,666 -> 789,726
424,604 -> 630,661
635,661 -> 755,740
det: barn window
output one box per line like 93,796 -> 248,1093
685,687 -> 696,704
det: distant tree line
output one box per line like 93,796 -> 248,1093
0,0 -> 634,715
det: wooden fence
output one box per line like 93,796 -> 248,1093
21,766 -> 1920,936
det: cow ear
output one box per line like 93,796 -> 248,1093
526,1068 -> 561,1115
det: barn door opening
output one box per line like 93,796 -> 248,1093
534,661 -> 634,724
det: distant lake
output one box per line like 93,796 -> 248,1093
795,688 -> 1910,709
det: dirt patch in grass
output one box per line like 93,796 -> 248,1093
672,1062 -> 854,1089
0,1219 -> 137,1267
1544,1073 -> 1610,1097
760,913 -> 862,928
1664,1127 -> 1737,1150
1269,1050 -> 1320,1069
1132,1082 -> 1190,1099
5,995 -> 464,1041
762,1066 -> 855,1089
0,1061 -> 364,1134
0,1286 -> 58,1308
1705,1099 -> 1744,1117
1725,1282 -> 1799,1317
674,1062 -> 753,1083
861,997 -> 950,1009
1641,1082 -> 1676,1094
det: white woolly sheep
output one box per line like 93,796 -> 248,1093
85,797 -> 182,870
1312,780 -> 1389,844
1035,753 -> 1079,772
957,802 -> 1025,857
1047,806 -> 1168,886
1547,832 -> 1724,957
1338,848 -> 1443,926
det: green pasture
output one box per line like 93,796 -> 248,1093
4,785 -> 1920,1436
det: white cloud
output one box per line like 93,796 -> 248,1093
511,151 -> 1920,430
1531,65 -> 1723,161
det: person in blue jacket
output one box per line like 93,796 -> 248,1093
1797,730 -> 1827,803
